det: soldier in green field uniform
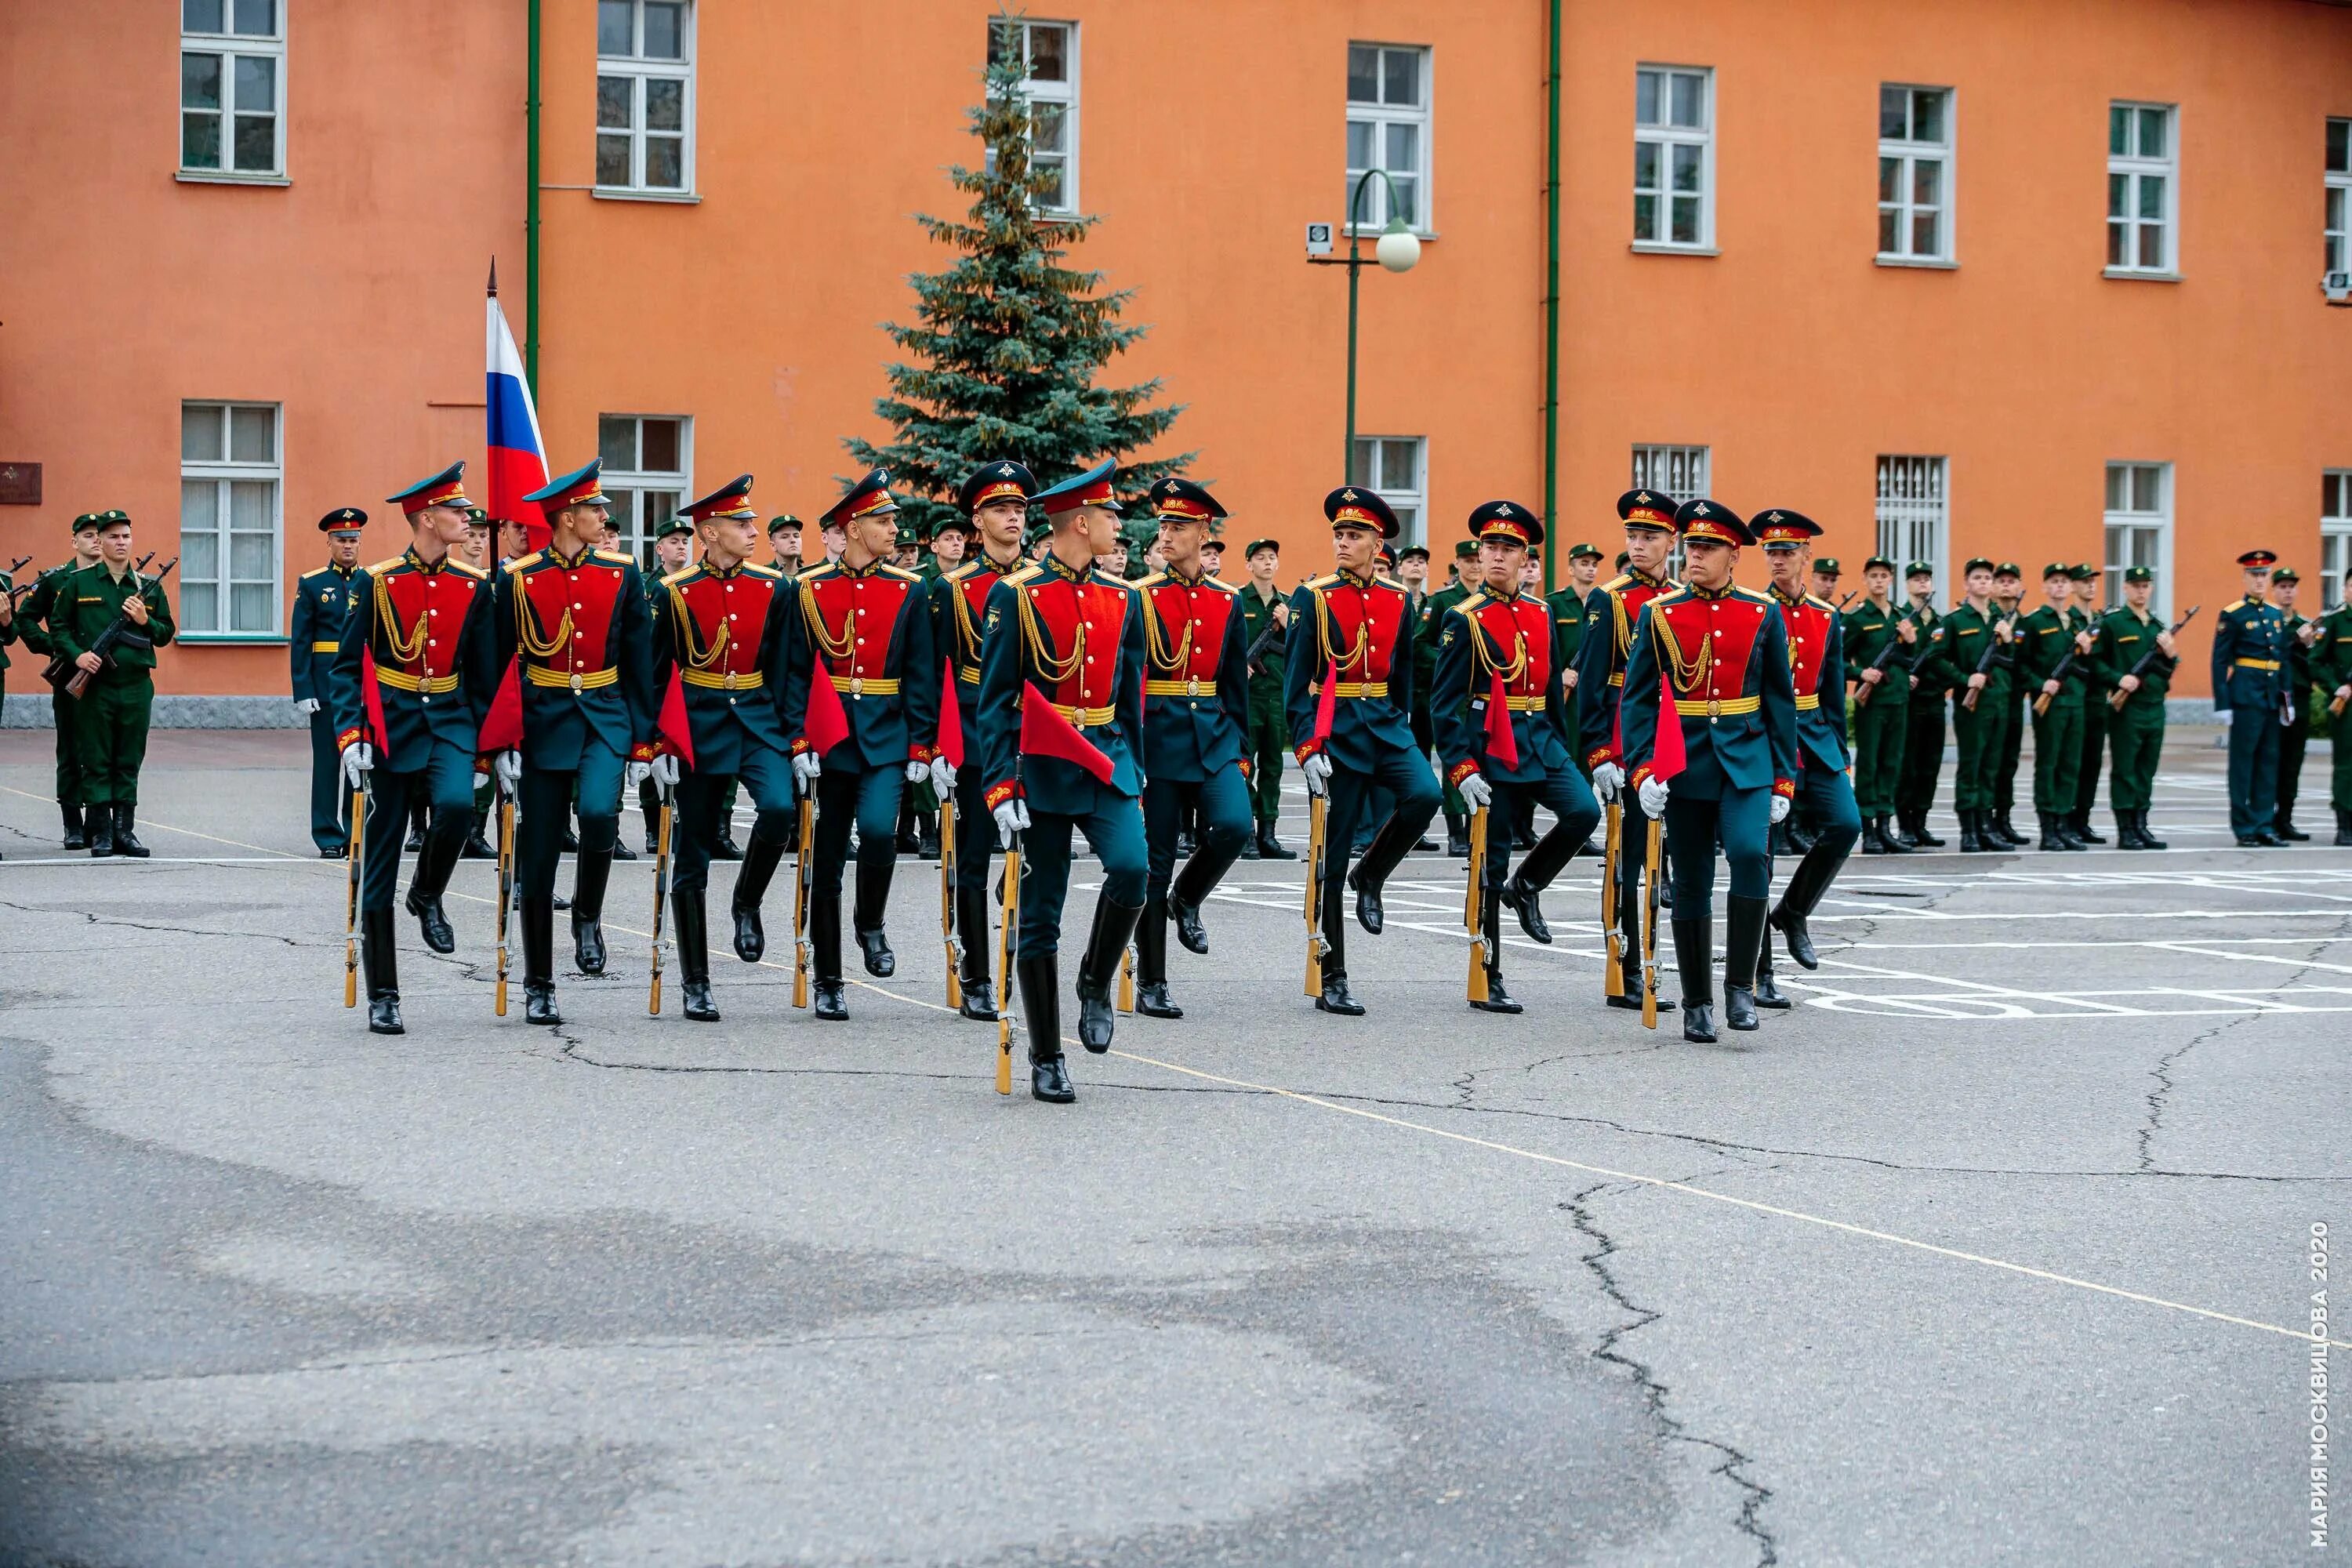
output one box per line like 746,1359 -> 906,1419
1236,537 -> 1294,859
49,511 -> 176,857
1987,562 -> 2031,845
2093,564 -> 2180,849
1547,541 -> 1605,776
2270,565 -> 2317,840
1938,557 -> 2017,852
1416,538 -> 1481,855
1894,561 -> 1950,847
18,514 -> 107,848
2019,563 -> 2096,850
1842,556 -> 1918,853
0,555 -> 15,856
2312,590 -> 2352,845
2063,564 -> 2111,844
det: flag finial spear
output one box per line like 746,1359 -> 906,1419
488,257 -> 499,297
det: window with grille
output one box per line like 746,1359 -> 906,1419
1630,445 -> 1708,503
1634,66 -> 1711,249
1346,43 -> 1429,232
180,401 -> 281,637
1875,456 -> 1948,599
597,0 -> 692,194
1348,437 -> 1426,548
180,0 -> 282,177
1878,86 -> 1951,263
2107,103 -> 2175,275
598,415 -> 690,571
2323,471 -> 2352,612
2103,462 -> 2172,615
2328,120 -> 2349,279
988,20 -> 1078,215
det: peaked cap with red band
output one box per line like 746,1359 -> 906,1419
1751,508 -> 1820,549
1673,497 -> 1754,547
386,461 -> 473,518
1148,475 -> 1226,523
2237,549 -> 2278,569
958,459 -> 1038,514
1036,457 -> 1121,517
822,467 -> 898,528
522,459 -> 610,517
684,473 -> 757,522
1323,485 -> 1400,539
1616,488 -> 1677,532
1468,499 -> 1543,549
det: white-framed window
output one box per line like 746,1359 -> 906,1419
1878,85 -> 1952,263
2107,102 -> 2176,275
2322,470 -> 2352,612
1634,66 -> 1712,249
180,401 -> 282,638
597,0 -> 692,194
988,18 -> 1078,215
2327,119 -> 2349,278
598,415 -> 691,570
180,0 -> 283,177
2103,461 -> 2172,615
1630,444 -> 1708,502
1345,43 -> 1429,232
1348,436 -> 1425,548
1875,456 -> 1949,598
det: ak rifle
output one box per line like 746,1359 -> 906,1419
44,557 -> 175,699
1849,600 -> 1923,707
2105,605 -> 2199,712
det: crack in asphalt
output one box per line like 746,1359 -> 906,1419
0,899 -> 306,949
1566,1178 -> 1777,1567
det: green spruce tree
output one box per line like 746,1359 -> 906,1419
846,24 -> 1190,548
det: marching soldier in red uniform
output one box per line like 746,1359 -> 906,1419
650,474 -> 795,1022
493,458 -> 664,1026
330,463 -> 500,1034
781,469 -> 941,1021
1431,501 -> 1603,1012
1620,500 -> 1799,1044
1283,486 -> 1442,1016
1131,477 -> 1253,1018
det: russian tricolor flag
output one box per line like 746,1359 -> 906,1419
485,266 -> 550,552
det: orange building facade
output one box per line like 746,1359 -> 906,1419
4,0 -> 2350,714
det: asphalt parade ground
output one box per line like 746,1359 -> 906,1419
1,728 -> 2343,1567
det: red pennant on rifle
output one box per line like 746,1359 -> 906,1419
1019,683 -> 1116,784
655,669 -> 695,770
1651,670 -> 1687,782
803,662 -> 851,758
1312,656 -> 1340,748
1483,671 -> 1520,771
359,648 -> 390,751
937,657 -> 964,768
475,655 -> 524,753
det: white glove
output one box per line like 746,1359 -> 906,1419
929,756 -> 957,795
1638,775 -> 1670,817
651,754 -> 681,789
293,696 -> 320,717
2216,708 -> 2233,728
1457,771 -> 1492,813
1769,793 -> 1791,824
1590,761 -> 1624,804
473,767 -> 490,790
906,759 -> 929,784
1302,753 -> 1334,798
494,750 -> 522,790
993,798 -> 1031,840
793,751 -> 823,795
339,742 -> 372,789
626,760 -> 653,790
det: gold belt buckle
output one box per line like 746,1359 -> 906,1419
1185,677 -> 1200,697
570,671 -> 583,695
1707,698 -> 1722,719
724,670 -> 739,691
849,676 -> 863,698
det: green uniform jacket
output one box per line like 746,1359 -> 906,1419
1839,597 -> 1918,706
14,560 -> 81,659
2017,605 -> 2092,709
2282,610 -> 2317,709
1935,600 -> 2016,697
2312,604 -> 2352,702
1906,601 -> 1951,702
1547,583 -> 1595,684
1235,580 -> 1289,693
49,561 -> 176,677
2094,604 -> 2175,709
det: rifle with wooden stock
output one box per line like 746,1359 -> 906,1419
1600,801 -> 1624,997
940,793 -> 962,1010
1849,600 -> 1922,708
1302,790 -> 1329,996
1958,607 -> 2022,711
996,763 -> 1022,1096
44,557 -> 175,699
791,795 -> 815,1011
2105,605 -> 2199,712
1464,804 -> 1490,1004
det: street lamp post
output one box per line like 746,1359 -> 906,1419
1309,167 -> 1422,478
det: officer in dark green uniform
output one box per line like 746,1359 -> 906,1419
1842,556 -> 1918,853
2064,564 -> 2111,844
50,511 -> 176,857
1416,538 -> 1481,855
2094,564 -> 2179,849
289,508 -> 368,856
1987,563 -> 2031,846
1235,536 -> 1294,859
1895,561 -> 1949,847
2270,565 -> 2317,840
2018,563 -> 2096,849
1939,558 -> 2017,852
2313,590 -> 2352,846
18,513 -> 106,848
2212,550 -> 2290,845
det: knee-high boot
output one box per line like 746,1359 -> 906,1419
730,828 -> 789,962
1723,894 -> 1766,1033
361,907 -> 402,1036
571,845 -> 613,974
522,899 -> 560,1025
1673,917 -> 1715,1044
956,885 -> 998,1021
673,891 -> 717,1021
1076,894 -> 1145,1052
852,851 -> 895,977
1018,953 -> 1073,1102
1134,898 -> 1181,1018
811,888 -> 847,1020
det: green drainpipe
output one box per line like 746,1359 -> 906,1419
1541,0 -> 1562,595
526,0 -> 542,392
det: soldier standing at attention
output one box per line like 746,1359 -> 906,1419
2270,565 -> 2317,840
1417,539 -> 1481,855
1894,561 -> 1949,848
978,459 -> 1149,1099
1547,540 -> 1603,724
19,514 -> 106,848
781,469 -> 940,1021
1987,563 -> 2032,846
2063,564 -> 2111,844
2211,550 -> 2290,846
1755,512 -> 1860,996
1236,537 -> 1294,861
290,508 -> 368,858
1939,558 -> 2018,853
52,511 -> 176,858
768,514 -> 804,576
330,465 -> 498,1032
1577,490 -> 1684,1013
1200,536 -> 1228,583
2018,564 -> 2096,850
1430,501 -> 1602,1012
495,459 -> 664,1025
1619,500 -> 1798,1043
2312,587 -> 2352,846
2094,564 -> 2180,849
1841,556 -> 1918,855
1809,557 -> 1842,603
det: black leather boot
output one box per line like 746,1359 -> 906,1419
1444,811 -> 1469,858
1502,870 -> 1552,944
1135,901 -> 1181,1018
1018,954 -> 1073,1102
1958,808 -> 1987,854
61,802 -> 86,851
1075,895 -> 1145,1052
731,829 -> 788,962
1348,866 -> 1386,934
1257,820 -> 1295,860
1753,953 -> 1791,1009
1768,834 -> 1846,971
956,886 -> 998,1021
1168,862 -> 1212,956
1876,815 -> 1911,854
1909,811 -> 1945,848
2054,814 -> 2089,851
361,907 -> 403,1035
571,844 -> 613,974
2279,810 -> 2311,842
2037,811 -> 2066,851
405,806 -> 426,853
463,813 -> 498,858
86,804 -> 114,857
1673,917 -> 1716,1044
811,890 -> 848,1020
1316,967 -> 1364,1015
674,893 -> 718,1022
1859,817 -> 1883,855
918,813 -> 942,861
1993,809 -> 2029,847
404,884 -> 455,953
1892,813 -> 1921,850
111,804 -> 150,858
1785,818 -> 1817,855
1239,827 -> 1260,860
522,901 -> 561,1025
2336,809 -> 2352,848
712,829 -> 744,861
1723,894 -> 1766,1032
2114,811 -> 2145,850
1768,821 -> 1795,857
1606,889 -> 1674,1011
2070,810 -> 2107,844
2137,809 -> 2169,851
853,854 -> 895,977
1472,887 -> 1521,1014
